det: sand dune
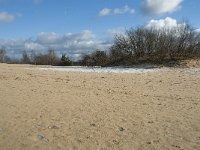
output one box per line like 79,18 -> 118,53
0,64 -> 200,150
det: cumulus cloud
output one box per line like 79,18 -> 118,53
65,30 -> 95,40
0,31 -> 111,60
24,42 -> 44,50
0,12 -> 15,23
114,5 -> 135,15
99,8 -> 111,16
99,5 -> 135,17
36,32 -> 63,44
36,30 -> 95,45
146,17 -> 184,29
141,0 -> 183,16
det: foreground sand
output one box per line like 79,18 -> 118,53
0,64 -> 200,150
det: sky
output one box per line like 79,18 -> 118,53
0,0 -> 200,59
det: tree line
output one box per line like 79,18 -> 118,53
1,23 -> 200,66
81,23 -> 200,66
0,49 -> 72,66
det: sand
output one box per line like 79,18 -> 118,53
0,64 -> 200,150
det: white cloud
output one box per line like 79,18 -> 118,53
141,0 -> 183,16
99,5 -> 135,17
80,30 -> 95,39
0,31 -> 111,60
114,5 -> 135,15
37,32 -> 63,44
24,42 -> 44,50
99,8 -> 111,16
0,12 -> 15,23
146,17 -> 184,29
65,30 -> 95,40
195,29 -> 200,33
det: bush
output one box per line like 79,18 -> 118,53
31,49 -> 61,65
61,54 -> 72,66
80,50 -> 108,66
107,23 -> 200,65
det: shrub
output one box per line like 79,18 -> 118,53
107,23 -> 200,65
80,50 -> 108,66
61,54 -> 72,66
30,49 -> 60,65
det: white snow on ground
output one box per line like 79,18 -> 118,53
183,68 -> 200,75
31,66 -> 160,74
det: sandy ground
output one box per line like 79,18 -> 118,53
0,64 -> 200,150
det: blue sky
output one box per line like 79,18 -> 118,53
0,0 -> 200,59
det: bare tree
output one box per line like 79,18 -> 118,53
30,49 -> 61,65
47,49 -> 59,65
107,22 -> 200,65
0,49 -> 6,63
21,50 -> 31,64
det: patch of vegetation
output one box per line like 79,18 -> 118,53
109,24 -> 200,66
1,22 -> 200,67
61,54 -> 72,66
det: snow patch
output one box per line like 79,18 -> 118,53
31,66 -> 160,74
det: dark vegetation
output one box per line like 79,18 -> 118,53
1,23 -> 200,67
0,49 -> 71,66
117,25 -> 200,65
